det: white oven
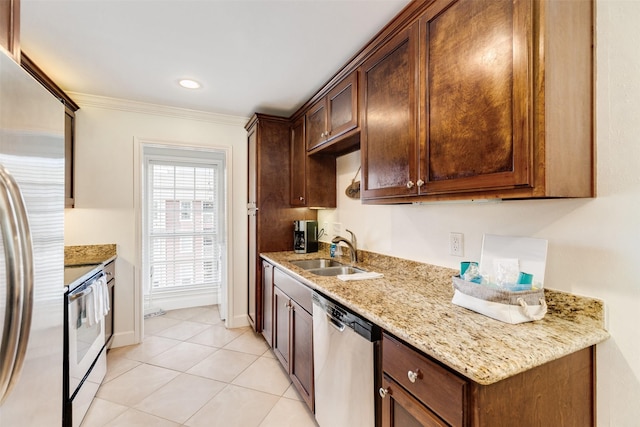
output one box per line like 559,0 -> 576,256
65,270 -> 108,427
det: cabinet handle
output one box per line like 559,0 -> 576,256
379,387 -> 390,398
416,179 -> 424,187
406,180 -> 415,189
407,369 -> 421,383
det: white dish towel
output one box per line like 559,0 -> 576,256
337,272 -> 384,281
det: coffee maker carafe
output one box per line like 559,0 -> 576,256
293,220 -> 318,253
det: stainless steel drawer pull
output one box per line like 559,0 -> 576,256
407,369 -> 421,383
379,387 -> 390,398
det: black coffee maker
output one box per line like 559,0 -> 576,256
293,220 -> 318,253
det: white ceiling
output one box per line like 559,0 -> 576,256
20,0 -> 412,118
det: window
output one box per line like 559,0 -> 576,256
145,158 -> 222,292
180,201 -> 192,221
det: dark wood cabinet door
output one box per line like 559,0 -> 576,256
327,71 -> 358,141
261,261 -> 274,346
272,286 -> 290,368
291,115 -> 336,208
420,0 -> 532,194
361,23 -> 420,200
0,0 -> 19,61
290,116 -> 307,206
290,301 -> 314,411
381,375 -> 448,427
383,333 -> 466,426
306,98 -> 328,152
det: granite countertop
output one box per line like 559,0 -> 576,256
261,248 -> 609,386
65,244 -> 117,266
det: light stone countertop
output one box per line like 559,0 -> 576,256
65,244 -> 117,266
261,247 -> 609,386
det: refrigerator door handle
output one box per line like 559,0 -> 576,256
0,164 -> 34,405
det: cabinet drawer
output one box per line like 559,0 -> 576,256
383,334 -> 467,427
273,268 -> 312,313
103,260 -> 115,283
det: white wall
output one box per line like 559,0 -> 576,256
319,2 -> 640,424
64,94 -> 250,346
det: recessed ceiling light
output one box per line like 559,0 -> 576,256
179,79 -> 201,89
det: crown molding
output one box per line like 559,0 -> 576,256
67,92 -> 250,127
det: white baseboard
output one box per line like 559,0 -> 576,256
110,330 -> 138,348
145,292 -> 218,313
225,314 -> 250,329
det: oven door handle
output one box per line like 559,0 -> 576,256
0,164 -> 34,405
69,286 -> 94,302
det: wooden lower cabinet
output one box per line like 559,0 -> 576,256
381,333 -> 595,427
261,261 -> 274,346
382,334 -> 467,426
382,374 -> 448,427
272,268 -> 314,412
289,299 -> 314,409
272,285 -> 290,367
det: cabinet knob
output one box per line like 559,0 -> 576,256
379,387 -> 390,398
416,179 -> 424,187
406,180 -> 415,189
299,196 -> 304,201
407,369 -> 421,383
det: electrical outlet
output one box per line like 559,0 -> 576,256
450,232 -> 464,257
332,222 -> 342,237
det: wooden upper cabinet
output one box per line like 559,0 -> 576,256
291,114 -> 337,208
360,23 -> 419,200
361,0 -> 593,203
0,0 -> 20,61
64,107 -> 75,208
306,71 -> 359,152
306,99 -> 327,152
20,53 -> 80,208
290,116 -> 307,206
327,71 -> 358,142
421,0 -> 532,195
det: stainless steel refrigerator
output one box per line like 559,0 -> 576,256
0,51 -> 65,425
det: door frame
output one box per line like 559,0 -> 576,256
133,137 -> 233,342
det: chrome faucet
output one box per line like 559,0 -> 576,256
332,229 -> 358,264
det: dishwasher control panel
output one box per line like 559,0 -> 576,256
312,291 -> 381,341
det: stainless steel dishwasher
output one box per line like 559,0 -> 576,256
312,291 -> 381,427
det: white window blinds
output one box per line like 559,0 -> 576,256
148,161 -> 221,291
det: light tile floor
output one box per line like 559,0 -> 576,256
81,305 -> 318,427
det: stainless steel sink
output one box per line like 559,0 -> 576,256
306,266 -> 366,276
288,259 -> 366,276
289,259 -> 344,270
